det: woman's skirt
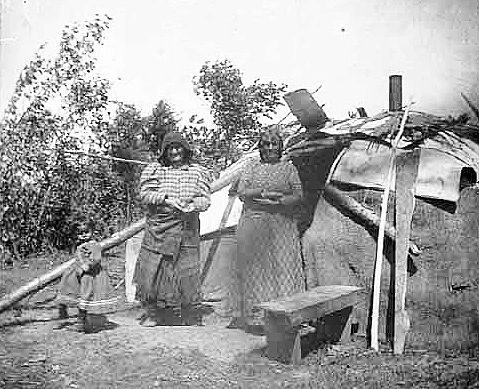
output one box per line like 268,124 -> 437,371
133,211 -> 202,308
230,207 -> 305,324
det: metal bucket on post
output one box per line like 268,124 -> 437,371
283,89 -> 329,133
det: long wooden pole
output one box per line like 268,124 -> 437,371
0,219 -> 146,313
0,152 -> 253,313
370,99 -> 413,351
210,151 -> 259,193
460,93 -> 479,122
63,149 -> 258,194
63,149 -> 149,166
323,185 -> 420,256
200,194 -> 236,284
393,149 -> 420,354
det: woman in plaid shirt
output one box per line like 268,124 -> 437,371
133,132 -> 212,326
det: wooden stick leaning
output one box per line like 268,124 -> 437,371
0,154 -> 252,314
200,194 -> 237,284
323,185 -> 420,256
370,99 -> 413,351
461,93 -> 479,122
0,219 -> 146,313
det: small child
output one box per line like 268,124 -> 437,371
56,240 -> 119,332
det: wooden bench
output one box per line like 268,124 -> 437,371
255,285 -> 364,365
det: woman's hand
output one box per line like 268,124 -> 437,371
253,190 -> 301,206
80,262 -> 90,273
179,197 -> 196,213
164,198 -> 186,211
165,197 -> 195,213
261,190 -> 283,201
180,203 -> 195,213
277,194 -> 303,206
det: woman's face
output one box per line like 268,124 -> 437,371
260,136 -> 281,163
166,143 -> 185,166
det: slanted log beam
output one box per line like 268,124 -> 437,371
324,184 -> 420,257
0,219 -> 146,313
0,161 -> 253,314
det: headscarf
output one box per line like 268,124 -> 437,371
158,132 -> 193,166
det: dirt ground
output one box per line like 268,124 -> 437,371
1,252 -> 479,388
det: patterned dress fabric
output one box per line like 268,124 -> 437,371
231,160 -> 306,324
133,163 -> 212,308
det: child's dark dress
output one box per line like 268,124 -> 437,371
57,241 -> 119,331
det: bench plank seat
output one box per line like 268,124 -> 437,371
256,285 -> 363,364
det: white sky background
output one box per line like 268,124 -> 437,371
1,0 -> 478,126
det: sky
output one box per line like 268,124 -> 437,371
1,0 -> 478,126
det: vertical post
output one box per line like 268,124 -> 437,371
370,98 -> 413,351
389,75 -> 403,112
393,149 -> 420,354
125,231 -> 144,303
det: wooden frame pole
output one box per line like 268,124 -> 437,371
370,98 -> 413,351
393,149 -> 420,354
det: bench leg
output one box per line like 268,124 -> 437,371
340,306 -> 354,343
265,312 -> 301,365
315,306 -> 354,344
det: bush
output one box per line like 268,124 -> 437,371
0,15 -> 136,258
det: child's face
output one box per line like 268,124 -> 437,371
77,222 -> 93,243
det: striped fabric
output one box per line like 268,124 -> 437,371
78,296 -> 121,314
57,241 -> 121,315
139,163 -> 212,212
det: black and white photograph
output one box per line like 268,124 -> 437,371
1,1 -> 479,387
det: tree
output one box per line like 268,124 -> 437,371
0,14 -> 126,258
143,100 -> 178,154
108,101 -> 144,224
193,59 -> 287,164
180,115 -> 224,175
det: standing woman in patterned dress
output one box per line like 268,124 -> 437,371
133,132 -> 212,326
231,125 -> 305,332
